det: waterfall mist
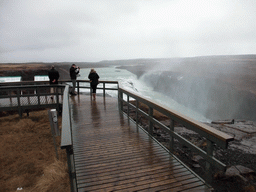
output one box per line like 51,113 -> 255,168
139,56 -> 256,122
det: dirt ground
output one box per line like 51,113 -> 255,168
0,109 -> 70,192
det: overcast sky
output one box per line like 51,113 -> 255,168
1,0 -> 256,63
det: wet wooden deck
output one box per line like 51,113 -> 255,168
70,95 -> 212,192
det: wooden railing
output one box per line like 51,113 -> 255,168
60,85 -> 77,192
58,79 -> 119,97
0,84 -> 65,117
0,80 -> 118,116
0,81 -> 50,86
118,85 -> 234,183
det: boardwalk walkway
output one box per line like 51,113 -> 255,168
69,95 -> 212,192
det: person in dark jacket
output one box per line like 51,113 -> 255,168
48,65 -> 60,99
69,64 -> 80,95
88,68 -> 99,100
48,65 -> 60,84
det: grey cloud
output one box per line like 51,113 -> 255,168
1,0 -> 256,62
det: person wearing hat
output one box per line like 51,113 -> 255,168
88,68 -> 100,100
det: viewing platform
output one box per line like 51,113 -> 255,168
0,81 -> 235,192
69,94 -> 212,191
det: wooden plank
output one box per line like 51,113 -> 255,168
70,95 -> 212,192
75,149 -> 171,164
76,158 -> 180,176
79,170 -> 194,191
78,165 -> 186,183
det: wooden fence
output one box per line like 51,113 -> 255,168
118,85 -> 234,182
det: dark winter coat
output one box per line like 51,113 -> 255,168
88,72 -> 99,86
70,66 -> 79,80
48,68 -> 60,84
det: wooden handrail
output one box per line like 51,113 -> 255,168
0,80 -> 118,86
60,85 -> 72,149
119,86 -> 233,146
0,84 -> 65,117
118,85 -> 234,174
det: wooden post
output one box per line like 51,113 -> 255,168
206,139 -> 214,184
103,82 -> 105,97
37,87 -> 41,106
56,87 -> 60,113
48,109 -> 60,160
127,95 -> 130,117
77,81 -> 80,95
149,107 -> 153,135
66,146 -> 77,192
136,100 -> 139,128
17,88 -> 22,118
118,89 -> 123,112
169,119 -> 175,153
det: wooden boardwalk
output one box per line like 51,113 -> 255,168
70,95 -> 212,192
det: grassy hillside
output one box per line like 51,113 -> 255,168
0,110 -> 70,192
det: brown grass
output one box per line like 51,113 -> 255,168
0,110 -> 70,192
0,64 -> 48,70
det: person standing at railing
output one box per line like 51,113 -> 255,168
88,68 -> 100,100
69,64 -> 80,95
48,65 -> 60,99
